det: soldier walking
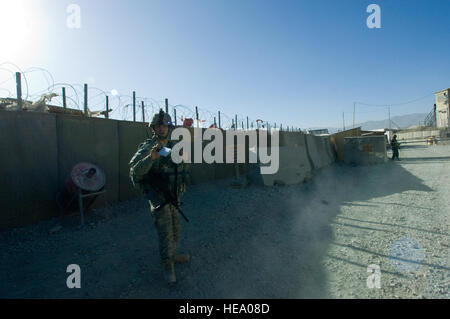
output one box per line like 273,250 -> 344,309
129,109 -> 190,284
391,134 -> 401,161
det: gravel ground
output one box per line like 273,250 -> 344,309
0,143 -> 448,299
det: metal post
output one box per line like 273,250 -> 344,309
246,116 -> 249,130
165,98 -> 169,114
232,119 -> 234,130
353,102 -> 355,129
62,87 -> 67,113
195,106 -> 199,128
434,104 -> 437,127
342,112 -> 345,131
214,117 -> 216,127
242,121 -> 244,130
218,111 -> 221,129
15,72 -> 22,110
84,84 -> 88,116
174,108 -> 177,126
141,101 -> 145,122
280,124 -> 282,131
388,106 -> 391,130
235,115 -> 238,131
132,91 -> 136,122
106,96 -> 109,119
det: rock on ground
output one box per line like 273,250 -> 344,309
0,143 -> 448,298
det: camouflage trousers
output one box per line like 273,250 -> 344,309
149,202 -> 181,266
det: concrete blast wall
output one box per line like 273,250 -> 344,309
396,129 -> 443,141
305,134 -> 331,169
0,111 -> 58,229
344,136 -> 387,165
0,111 -> 336,230
261,132 -> 313,186
331,127 -> 361,161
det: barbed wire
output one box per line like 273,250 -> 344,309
0,63 -> 305,131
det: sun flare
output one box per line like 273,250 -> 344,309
0,0 -> 33,56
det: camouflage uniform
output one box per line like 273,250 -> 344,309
391,136 -> 400,161
129,110 -> 189,283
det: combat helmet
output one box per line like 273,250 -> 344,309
149,109 -> 174,128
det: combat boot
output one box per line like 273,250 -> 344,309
174,253 -> 190,264
165,261 -> 176,284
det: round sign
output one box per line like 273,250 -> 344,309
70,162 -> 106,192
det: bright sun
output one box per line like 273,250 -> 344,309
0,0 -> 33,56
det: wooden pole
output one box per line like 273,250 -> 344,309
84,83 -> 88,116
15,72 -> 22,110
62,87 -> 66,114
196,106 -> 199,128
106,96 -> 109,119
388,106 -> 391,130
353,102 -> 355,129
218,111 -> 221,128
132,91 -> 136,122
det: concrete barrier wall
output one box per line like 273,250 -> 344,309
331,127 -> 361,161
319,136 -> 335,165
0,111 -> 58,229
305,134 -> 330,169
397,128 -> 445,141
261,132 -> 313,186
57,114 -> 120,206
344,136 -> 387,165
0,111 -> 336,230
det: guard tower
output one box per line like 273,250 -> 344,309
435,88 -> 450,128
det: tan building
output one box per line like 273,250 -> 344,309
435,88 -> 450,128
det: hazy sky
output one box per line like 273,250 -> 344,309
0,0 -> 449,128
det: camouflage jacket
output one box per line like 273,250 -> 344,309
390,140 -> 400,149
129,135 -> 189,207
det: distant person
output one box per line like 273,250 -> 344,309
129,109 -> 190,284
390,135 -> 401,161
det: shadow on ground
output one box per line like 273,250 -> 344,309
0,159 -> 433,298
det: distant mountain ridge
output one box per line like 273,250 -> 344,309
310,113 -> 429,133
358,113 -> 428,130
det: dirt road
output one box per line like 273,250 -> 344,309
1,143 -> 448,298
